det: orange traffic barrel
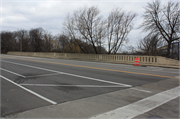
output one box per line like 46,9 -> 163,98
134,57 -> 139,66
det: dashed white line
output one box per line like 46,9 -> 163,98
0,75 -> 57,105
0,68 -> 26,78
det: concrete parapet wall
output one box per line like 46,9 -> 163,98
7,52 -> 180,68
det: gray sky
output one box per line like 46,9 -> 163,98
1,0 -> 170,51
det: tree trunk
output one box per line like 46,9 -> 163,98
167,42 -> 171,58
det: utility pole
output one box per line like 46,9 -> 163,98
20,34 -> 23,52
20,38 -> 22,52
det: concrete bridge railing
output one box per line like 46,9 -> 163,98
7,52 -> 180,68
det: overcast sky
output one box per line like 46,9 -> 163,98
1,0 -> 171,50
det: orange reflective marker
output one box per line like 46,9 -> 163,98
134,57 -> 139,66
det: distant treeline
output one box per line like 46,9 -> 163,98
1,28 -> 107,54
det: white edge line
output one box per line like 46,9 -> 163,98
25,73 -> 61,78
1,54 -> 44,59
1,54 -> 179,74
131,88 -> 152,93
152,68 -> 163,71
62,72 -> 132,87
0,68 -> 26,78
124,65 -> 179,74
0,75 -> 57,105
1,60 -> 132,87
171,72 -> 179,74
20,84 -> 128,87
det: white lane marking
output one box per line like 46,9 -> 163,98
124,65 -> 179,73
1,60 -> 132,87
20,84 -> 128,87
0,75 -> 57,105
2,54 -> 179,74
130,88 -> 152,93
25,73 -> 61,78
171,72 -> 180,74
90,86 -> 180,119
61,72 -> 131,87
152,68 -> 163,71
1,55 -> 44,59
0,68 -> 26,78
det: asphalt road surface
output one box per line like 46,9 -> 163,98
0,54 -> 179,118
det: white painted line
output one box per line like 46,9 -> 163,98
124,66 -> 179,73
62,72 -> 132,87
0,68 -> 26,78
152,68 -> 163,71
20,84 -> 128,87
1,54 -> 44,59
25,73 -> 61,78
131,87 -> 152,93
171,72 -> 180,74
90,86 -> 180,119
1,60 -> 132,87
0,75 -> 57,105
2,55 -> 179,74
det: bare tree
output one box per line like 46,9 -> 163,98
140,0 -> 180,57
15,29 -> 29,52
1,31 -> 18,53
138,34 -> 162,55
56,34 -> 71,52
63,6 -> 106,54
44,31 -> 54,52
106,8 -> 137,54
63,14 -> 87,53
29,28 -> 44,52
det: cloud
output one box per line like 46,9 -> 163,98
1,0 -> 169,47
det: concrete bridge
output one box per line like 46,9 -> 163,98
7,52 -> 180,68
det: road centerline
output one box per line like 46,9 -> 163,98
0,55 -> 173,78
3,55 -> 179,74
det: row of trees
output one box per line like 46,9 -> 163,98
1,0 -> 180,58
1,28 -> 56,53
1,28 -> 107,54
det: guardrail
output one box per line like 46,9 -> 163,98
7,52 -> 180,68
